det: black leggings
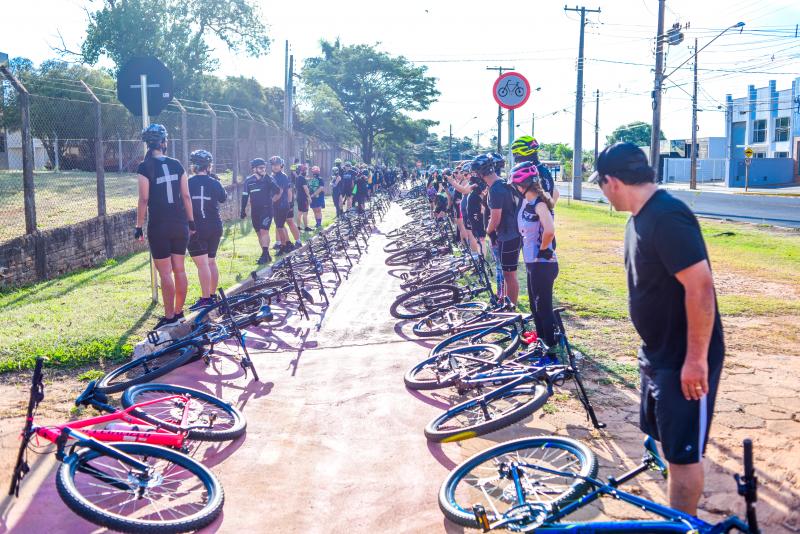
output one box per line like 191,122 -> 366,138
525,262 -> 559,347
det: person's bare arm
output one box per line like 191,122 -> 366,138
674,260 -> 717,401
552,188 -> 560,204
446,176 -> 473,195
303,184 -> 311,198
535,202 -> 555,249
136,174 -> 149,229
486,208 -> 502,235
179,173 -> 195,230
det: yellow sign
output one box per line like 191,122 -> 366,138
744,147 -> 754,159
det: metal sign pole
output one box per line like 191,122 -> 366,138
745,157 -> 751,192
140,74 -> 159,304
507,109 -> 514,175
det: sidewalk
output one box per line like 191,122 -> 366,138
559,180 -> 800,197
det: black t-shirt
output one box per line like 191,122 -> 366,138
488,180 -> 520,242
466,191 -> 483,230
242,174 -> 279,214
272,171 -> 291,209
340,170 -> 355,192
625,189 -> 724,371
296,174 -> 309,202
189,174 -> 227,228
137,155 -> 187,225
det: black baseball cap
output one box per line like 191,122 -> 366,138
589,142 -> 655,184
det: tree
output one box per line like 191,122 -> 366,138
78,0 -> 269,95
606,121 -> 665,147
296,83 -> 358,147
302,40 -> 439,162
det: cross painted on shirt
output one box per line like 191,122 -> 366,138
156,164 -> 179,203
192,185 -> 212,219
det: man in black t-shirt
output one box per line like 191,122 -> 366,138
590,142 -> 724,517
241,158 -> 280,264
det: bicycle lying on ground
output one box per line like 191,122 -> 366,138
9,358 -> 228,533
440,435 -> 760,533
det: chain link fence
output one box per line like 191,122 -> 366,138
0,71 -> 359,246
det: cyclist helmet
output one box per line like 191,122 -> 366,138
510,161 -> 540,185
344,161 -> 352,169
268,156 -> 284,167
189,149 -> 213,169
511,135 -> 540,157
489,152 -> 506,172
250,157 -> 267,168
334,157 -> 343,165
141,124 -> 167,146
470,154 -> 495,176
428,165 -> 437,173
290,163 -> 298,172
311,165 -> 320,174
461,161 -> 472,173
442,168 -> 452,176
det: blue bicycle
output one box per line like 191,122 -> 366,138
439,435 -> 760,533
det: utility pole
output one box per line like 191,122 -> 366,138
690,38 -> 699,190
283,40 -> 289,131
449,124 -> 453,166
486,66 -> 514,153
650,0 -> 666,182
531,113 -> 535,136
476,131 -> 482,151
564,5 -> 600,201
594,89 -> 600,163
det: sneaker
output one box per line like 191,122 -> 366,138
304,227 -> 313,232
275,245 -> 287,256
272,243 -> 282,250
294,241 -> 303,250
154,316 -> 180,329
173,311 -> 185,322
256,251 -> 269,265
189,297 -> 214,311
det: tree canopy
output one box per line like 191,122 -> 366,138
606,121 -> 665,147
302,40 -> 439,162
79,0 -> 269,95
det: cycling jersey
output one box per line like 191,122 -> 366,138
517,198 -> 557,264
466,191 -> 485,237
189,174 -> 227,229
272,171 -> 291,209
340,170 -> 355,197
241,174 -> 279,215
488,180 -> 521,242
137,155 -> 187,225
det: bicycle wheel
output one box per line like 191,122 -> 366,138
121,383 -> 246,442
95,345 -> 198,395
404,344 -> 504,391
385,247 -> 430,267
56,442 -> 224,533
424,381 -> 551,442
390,284 -> 462,320
438,436 -> 598,529
412,302 -> 491,338
431,324 -> 521,359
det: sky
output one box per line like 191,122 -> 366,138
2,0 -> 799,152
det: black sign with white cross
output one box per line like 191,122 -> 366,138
116,56 -> 174,117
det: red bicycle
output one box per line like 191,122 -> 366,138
9,358 -> 245,533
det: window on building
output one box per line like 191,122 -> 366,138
754,152 -> 766,159
0,133 -> 5,153
775,151 -> 789,158
752,119 -> 767,143
775,117 -> 790,142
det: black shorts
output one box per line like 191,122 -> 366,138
640,362 -> 722,465
147,223 -> 188,260
297,197 -> 309,212
187,225 -> 223,258
498,236 -> 521,272
340,181 -> 353,198
251,211 -> 273,232
274,206 -> 292,228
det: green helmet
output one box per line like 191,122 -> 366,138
511,136 -> 540,157
334,158 -> 342,165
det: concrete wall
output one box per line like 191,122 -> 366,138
0,184 -> 240,288
727,158 -> 795,188
663,158 -> 726,183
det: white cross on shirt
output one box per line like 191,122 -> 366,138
192,185 -> 212,219
156,164 -> 180,204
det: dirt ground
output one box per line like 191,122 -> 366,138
0,203 -> 797,533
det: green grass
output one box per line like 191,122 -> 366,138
512,200 -> 800,319
0,200 -> 338,373
0,170 -> 232,242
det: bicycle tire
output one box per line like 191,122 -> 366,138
430,324 -> 521,359
412,302 -> 491,338
438,436 -> 598,529
95,345 -> 198,395
390,284 -> 462,320
385,247 -> 431,266
121,383 -> 246,442
404,343 -> 504,391
424,382 -> 551,442
56,442 -> 224,533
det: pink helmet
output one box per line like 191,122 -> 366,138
510,161 -> 540,184
311,165 -> 320,174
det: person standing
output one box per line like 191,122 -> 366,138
510,162 -> 558,351
590,142 -> 725,516
473,153 -> 521,305
186,150 -> 227,309
135,124 -> 195,328
511,136 -> 560,204
331,166 -> 342,217
271,156 -> 301,254
241,157 -> 280,265
339,162 -> 356,213
295,163 -> 311,231
308,165 -> 326,229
